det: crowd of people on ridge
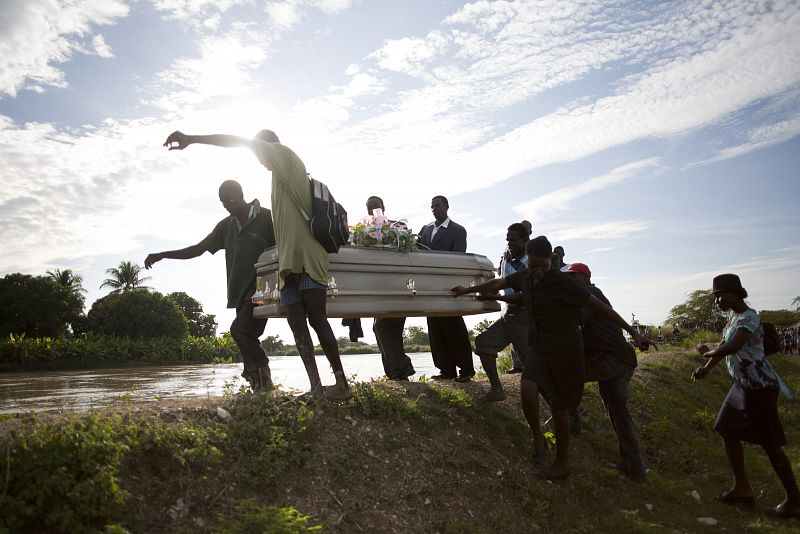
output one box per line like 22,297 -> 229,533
145,128 -> 799,519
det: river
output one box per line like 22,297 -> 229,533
0,352 -> 483,414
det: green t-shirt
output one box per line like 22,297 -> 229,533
199,200 -> 276,308
252,140 -> 329,288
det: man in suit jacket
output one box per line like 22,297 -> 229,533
418,195 -> 475,381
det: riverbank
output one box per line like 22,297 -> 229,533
0,333 -> 431,373
2,348 -> 799,532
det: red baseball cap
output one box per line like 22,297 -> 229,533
562,262 -> 591,277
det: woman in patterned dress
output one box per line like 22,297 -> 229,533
692,274 -> 800,518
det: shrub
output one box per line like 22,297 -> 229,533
680,329 -> 721,350
0,273 -> 84,338
0,414 -> 221,533
217,499 -> 321,534
0,334 -> 240,368
88,289 -> 188,340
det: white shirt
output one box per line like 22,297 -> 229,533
430,217 -> 450,240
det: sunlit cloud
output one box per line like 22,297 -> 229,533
0,0 -> 129,98
512,158 -> 663,220
549,221 -> 649,242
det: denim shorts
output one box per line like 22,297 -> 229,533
280,273 -> 328,306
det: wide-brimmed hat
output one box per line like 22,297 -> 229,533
562,262 -> 591,277
712,273 -> 744,294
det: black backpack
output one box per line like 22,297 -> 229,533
762,321 -> 781,357
298,175 -> 349,253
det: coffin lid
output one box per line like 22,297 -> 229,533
256,246 -> 496,274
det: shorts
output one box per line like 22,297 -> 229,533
280,273 -> 328,306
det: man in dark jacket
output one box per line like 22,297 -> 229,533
145,180 -> 276,391
417,195 -> 474,381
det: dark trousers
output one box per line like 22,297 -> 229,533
427,316 -> 474,377
374,318 -> 415,379
230,303 -> 269,377
474,309 -> 528,369
598,368 -> 645,475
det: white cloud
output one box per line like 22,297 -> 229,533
144,25 -> 270,111
301,0 -> 800,198
91,34 -> 113,58
548,220 -> 649,242
0,0 -> 129,97
512,158 -> 662,219
152,0 -> 244,22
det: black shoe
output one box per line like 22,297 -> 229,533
455,373 -> 475,383
430,373 -> 457,381
505,367 -> 523,374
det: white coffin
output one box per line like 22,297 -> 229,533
252,246 -> 501,319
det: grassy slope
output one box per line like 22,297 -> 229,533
1,347 -> 799,533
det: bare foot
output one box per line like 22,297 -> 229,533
537,466 -> 569,481
482,390 -> 507,403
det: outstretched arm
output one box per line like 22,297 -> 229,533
144,243 -> 206,269
691,328 -> 748,381
163,131 -> 254,151
586,295 -> 655,350
452,277 -> 511,297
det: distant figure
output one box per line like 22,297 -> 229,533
471,222 -> 530,401
553,246 -> 566,270
162,129 -> 351,404
418,195 -> 474,382
692,274 -> 800,519
454,236 -> 652,480
144,180 -> 275,391
521,220 -> 533,237
366,196 -> 415,381
564,262 -> 647,479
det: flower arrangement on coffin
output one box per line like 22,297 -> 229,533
349,209 -> 418,251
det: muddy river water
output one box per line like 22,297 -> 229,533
0,352 -> 482,414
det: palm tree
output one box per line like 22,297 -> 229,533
100,261 -> 153,294
46,268 -> 87,295
793,296 -> 800,311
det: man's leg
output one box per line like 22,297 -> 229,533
598,369 -> 645,477
375,317 -> 414,380
285,301 -> 325,403
445,316 -> 474,380
230,303 -> 271,390
303,287 -> 351,399
427,317 -> 456,379
474,318 -> 512,401
520,379 -> 548,464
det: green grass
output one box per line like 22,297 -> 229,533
1,347 -> 798,533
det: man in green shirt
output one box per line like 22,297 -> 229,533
144,180 -> 275,390
162,129 -> 352,404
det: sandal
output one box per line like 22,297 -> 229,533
773,502 -> 800,519
716,490 -> 755,507
536,468 -> 569,481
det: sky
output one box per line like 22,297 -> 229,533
2,0 -> 799,347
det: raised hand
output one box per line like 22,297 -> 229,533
163,131 -> 190,150
144,253 -> 162,269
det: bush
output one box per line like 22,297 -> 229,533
680,329 -> 721,350
88,289 -> 188,339
0,334 -> 240,369
0,273 -> 84,338
218,500 -> 321,533
0,414 -> 221,533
